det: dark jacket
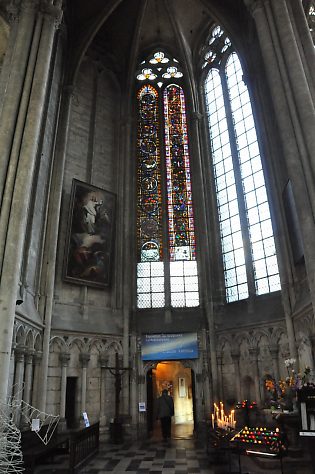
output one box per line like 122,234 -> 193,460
156,392 -> 174,418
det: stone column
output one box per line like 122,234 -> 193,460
310,335 -> 315,370
231,350 -> 242,403
0,1 -> 63,405
189,109 -> 219,401
216,352 -> 224,402
99,354 -> 108,431
13,347 -> 25,425
249,348 -> 261,406
270,0 -> 315,179
22,351 -> 34,426
269,344 -> 280,381
39,84 -> 73,414
79,353 -> 90,424
290,0 -> 315,88
31,351 -> 42,409
0,0 -> 38,202
129,336 -> 140,438
244,0 -> 315,323
59,352 -> 70,430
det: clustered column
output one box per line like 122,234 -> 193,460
31,351 -> 42,409
22,350 -> 34,426
249,348 -> 261,406
0,0 -> 63,405
99,354 -> 108,431
79,353 -> 90,424
231,350 -> 242,403
13,346 -> 25,424
269,344 -> 280,381
59,352 -> 70,429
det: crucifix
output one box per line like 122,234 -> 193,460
105,352 -> 131,422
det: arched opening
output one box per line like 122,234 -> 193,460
147,361 -> 195,439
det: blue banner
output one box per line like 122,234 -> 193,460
141,333 -> 198,360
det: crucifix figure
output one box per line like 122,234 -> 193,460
106,352 -> 131,422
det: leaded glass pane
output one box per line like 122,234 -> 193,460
137,85 -> 163,263
164,85 -> 197,264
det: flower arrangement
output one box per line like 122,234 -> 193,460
264,361 -> 313,411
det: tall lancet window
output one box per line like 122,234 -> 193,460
136,51 -> 199,309
202,26 -> 281,303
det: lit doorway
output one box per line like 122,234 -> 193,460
147,361 -> 195,439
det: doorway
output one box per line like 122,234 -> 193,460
147,361 -> 195,439
65,377 -> 77,429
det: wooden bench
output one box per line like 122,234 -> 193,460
21,425 -> 69,473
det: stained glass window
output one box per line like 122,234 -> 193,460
202,26 -> 281,302
136,52 -> 199,309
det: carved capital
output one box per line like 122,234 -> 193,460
59,352 -> 71,367
14,346 -> 25,362
243,0 -> 265,16
231,350 -> 240,361
25,351 -> 34,365
191,111 -> 203,122
79,353 -> 90,368
269,344 -> 279,358
40,1 -> 63,28
99,354 -> 109,368
249,347 -> 259,360
33,351 -> 43,365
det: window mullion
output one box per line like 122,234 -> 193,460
220,71 -> 256,297
159,87 -> 171,308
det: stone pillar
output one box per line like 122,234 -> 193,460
13,347 -> 25,425
129,336 -> 140,437
0,0 -> 38,202
201,336 -> 212,414
31,351 -> 42,409
59,352 -> 70,430
244,0 -> 315,323
189,109 -> 219,401
310,335 -> 315,370
0,1 -> 63,405
39,84 -> 73,414
231,350 -> 242,403
249,348 -> 261,406
205,302 -> 219,402
269,344 -> 280,381
7,349 -> 16,403
290,0 -> 315,88
99,354 -> 108,432
22,351 -> 34,426
270,0 -> 315,180
216,352 -> 224,402
79,353 -> 90,424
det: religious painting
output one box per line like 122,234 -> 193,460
63,179 -> 116,288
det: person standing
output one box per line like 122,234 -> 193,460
156,389 -> 174,440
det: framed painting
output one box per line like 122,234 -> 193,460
63,179 -> 116,288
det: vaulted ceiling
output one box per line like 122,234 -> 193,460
65,0 -> 251,85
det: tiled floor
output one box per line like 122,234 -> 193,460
35,423 -> 313,474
